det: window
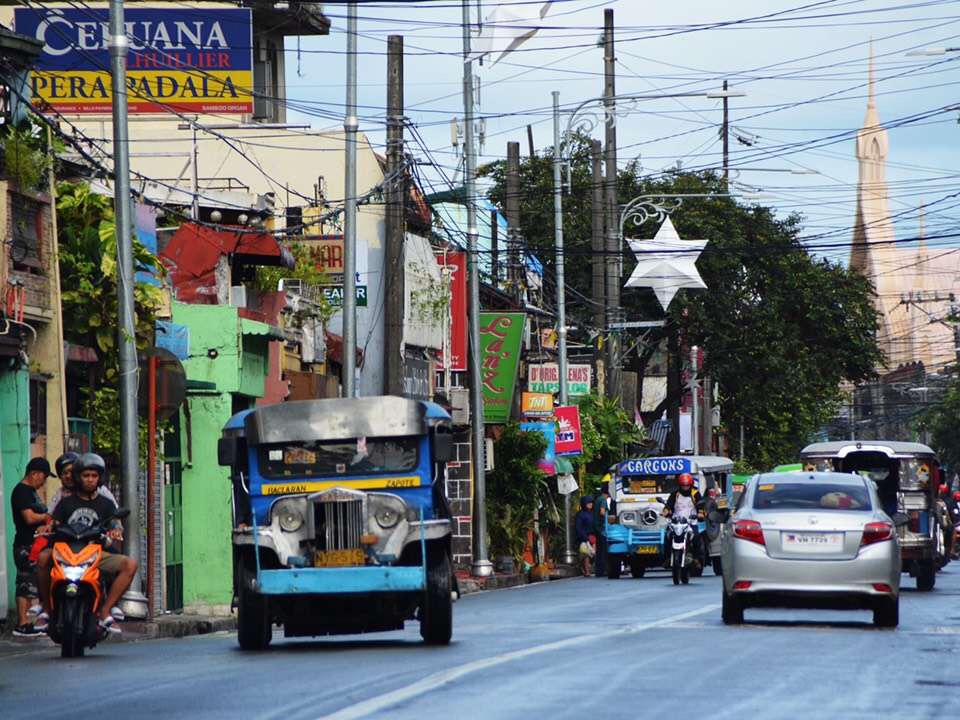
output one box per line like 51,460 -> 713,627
753,482 -> 871,511
29,377 -> 46,440
260,437 -> 420,478
11,195 -> 42,271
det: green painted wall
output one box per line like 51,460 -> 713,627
1,368 -> 31,610
170,302 -> 273,607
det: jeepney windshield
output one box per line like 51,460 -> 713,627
622,475 -> 681,495
259,436 -> 419,478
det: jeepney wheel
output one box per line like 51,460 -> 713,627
237,586 -> 272,651
629,558 -> 646,579
873,596 -> 899,628
421,549 -> 453,645
721,590 -> 743,625
607,555 -> 623,580
916,560 -> 936,592
712,556 -> 723,576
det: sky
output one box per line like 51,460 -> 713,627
283,0 -> 960,271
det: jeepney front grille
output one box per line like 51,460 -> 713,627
313,499 -> 363,551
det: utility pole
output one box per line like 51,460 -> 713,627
603,8 -> 620,403
462,0 -> 493,578
342,2 -> 359,397
553,91 -> 575,566
505,141 -> 522,304
722,79 -> 730,185
108,0 -> 147,619
666,329 -> 681,454
690,346 -> 699,455
591,139 -> 605,391
384,35 -> 405,395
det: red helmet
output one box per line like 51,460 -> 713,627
954,491 -> 960,502
678,473 -> 694,489
939,483 -> 948,496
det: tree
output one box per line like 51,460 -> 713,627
480,146 -> 882,469
921,382 -> 960,473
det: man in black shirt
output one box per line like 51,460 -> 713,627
10,458 -> 54,636
37,453 -> 137,635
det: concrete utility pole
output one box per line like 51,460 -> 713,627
591,139 -> 605,390
342,2 -> 359,397
722,79 -> 730,185
384,35 -> 405,395
603,8 -> 620,402
552,91 -> 575,566
690,346 -> 699,455
505,141 -> 522,304
666,330 -> 681,454
462,0 -> 492,578
108,0 -> 147,619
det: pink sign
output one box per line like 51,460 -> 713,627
555,406 -> 583,456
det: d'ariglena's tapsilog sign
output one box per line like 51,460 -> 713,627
14,7 -> 253,114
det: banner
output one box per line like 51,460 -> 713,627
528,363 -> 591,396
15,7 -> 254,114
479,312 -> 525,423
520,420 -> 556,474
555,405 -> 583,456
521,392 -> 554,417
437,252 -> 467,371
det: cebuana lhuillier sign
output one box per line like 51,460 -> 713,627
14,7 -> 253,114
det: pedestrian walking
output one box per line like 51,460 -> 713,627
593,481 -> 612,577
10,458 -> 54,637
575,495 -> 595,577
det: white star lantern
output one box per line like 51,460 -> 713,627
624,217 -> 708,310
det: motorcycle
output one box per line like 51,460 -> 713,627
47,507 -> 129,658
668,515 -> 697,586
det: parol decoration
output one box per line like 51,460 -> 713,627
624,217 -> 708,311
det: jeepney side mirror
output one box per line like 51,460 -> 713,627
892,512 -> 909,528
218,437 -> 239,467
431,424 -> 454,464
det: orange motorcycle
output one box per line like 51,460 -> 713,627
48,508 -> 128,658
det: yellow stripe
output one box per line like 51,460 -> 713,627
261,476 -> 422,495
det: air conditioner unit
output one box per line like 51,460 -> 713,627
449,387 -> 470,426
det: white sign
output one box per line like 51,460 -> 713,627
528,363 -> 591,396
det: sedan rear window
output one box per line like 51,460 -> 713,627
753,482 -> 871,511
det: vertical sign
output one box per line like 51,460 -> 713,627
437,252 -> 467,371
479,312 -> 525,423
555,405 -> 583,456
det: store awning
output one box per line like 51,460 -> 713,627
240,317 -> 284,340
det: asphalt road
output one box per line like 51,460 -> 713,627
4,564 -> 960,719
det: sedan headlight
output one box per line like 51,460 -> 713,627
274,499 -> 305,533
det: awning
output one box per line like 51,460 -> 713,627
240,317 -> 284,340
324,330 -> 363,366
65,342 -> 98,363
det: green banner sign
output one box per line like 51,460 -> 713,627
479,312 -> 525,423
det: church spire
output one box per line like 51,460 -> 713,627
867,38 -> 876,111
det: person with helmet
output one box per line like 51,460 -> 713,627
48,451 -> 117,515
951,490 -> 960,560
36,453 -> 137,636
662,473 -> 706,565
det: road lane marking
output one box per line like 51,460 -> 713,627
318,603 -> 719,720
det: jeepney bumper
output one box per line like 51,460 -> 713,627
255,566 -> 426,595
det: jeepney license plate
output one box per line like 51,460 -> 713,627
635,546 -> 658,555
314,548 -> 365,567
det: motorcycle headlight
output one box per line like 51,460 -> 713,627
375,507 -> 401,529
274,499 -> 304,533
63,562 -> 93,582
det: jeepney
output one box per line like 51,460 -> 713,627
217,396 -> 456,648
606,455 -> 734,579
801,440 -> 940,591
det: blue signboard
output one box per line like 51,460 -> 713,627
618,457 -> 692,476
520,421 -> 556,475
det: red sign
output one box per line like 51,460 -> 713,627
437,252 -> 467,371
555,406 -> 583,456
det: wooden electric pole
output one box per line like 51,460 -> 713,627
384,35 -> 406,395
603,8 -> 620,402
506,141 -> 522,304
590,139 -> 605,391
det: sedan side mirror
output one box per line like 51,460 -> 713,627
892,512 -> 909,528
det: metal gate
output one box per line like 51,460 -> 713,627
164,417 -> 184,612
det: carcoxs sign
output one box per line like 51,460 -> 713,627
618,457 -> 692,476
14,7 -> 254,114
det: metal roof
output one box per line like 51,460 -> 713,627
801,440 -> 935,457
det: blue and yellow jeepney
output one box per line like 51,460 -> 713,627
217,396 -> 456,648
605,455 -> 734,579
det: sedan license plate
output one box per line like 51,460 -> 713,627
314,548 -> 365,567
635,545 -> 659,555
782,532 -> 842,551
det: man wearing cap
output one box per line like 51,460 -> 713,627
9,458 -> 53,637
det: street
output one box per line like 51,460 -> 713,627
3,565 -> 959,719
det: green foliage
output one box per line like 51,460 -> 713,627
487,422 -> 549,562
254,242 -> 334,325
480,145 -> 882,471
57,181 -> 166,461
574,392 -> 643,487
2,125 -> 52,191
920,382 -> 960,472
409,261 -> 450,324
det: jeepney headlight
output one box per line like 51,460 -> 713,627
620,511 -> 637,525
274,499 -> 304,533
375,507 -> 401,529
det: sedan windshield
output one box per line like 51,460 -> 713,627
753,482 -> 871,511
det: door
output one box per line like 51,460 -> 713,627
164,416 -> 184,612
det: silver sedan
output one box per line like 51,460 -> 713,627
721,471 -> 901,628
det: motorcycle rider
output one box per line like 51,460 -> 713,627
48,451 -> 117,514
36,453 -> 137,635
662,473 -> 705,564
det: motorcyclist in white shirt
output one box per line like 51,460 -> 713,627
662,473 -> 705,562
